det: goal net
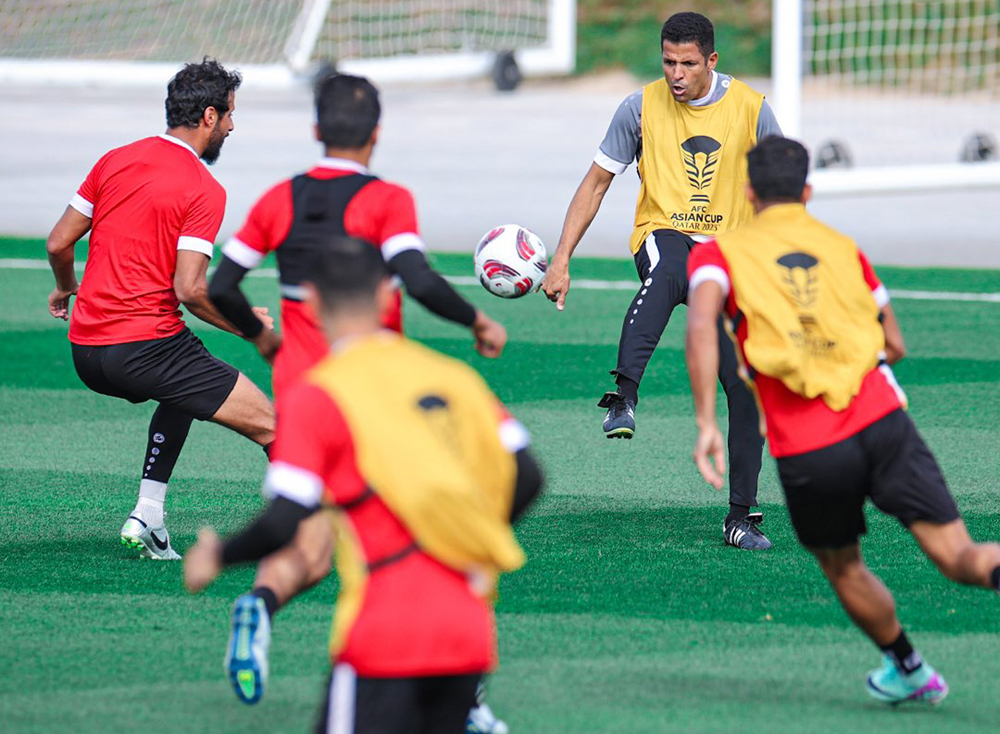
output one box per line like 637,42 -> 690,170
772,0 -> 1000,193
0,0 -> 575,86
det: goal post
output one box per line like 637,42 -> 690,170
771,0 -> 1000,196
0,0 -> 576,88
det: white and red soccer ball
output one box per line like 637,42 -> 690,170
473,224 -> 548,299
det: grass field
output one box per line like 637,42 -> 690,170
1,237 -> 999,733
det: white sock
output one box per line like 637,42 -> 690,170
133,479 -> 167,526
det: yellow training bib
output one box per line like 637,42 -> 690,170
716,204 -> 885,412
631,77 -> 763,254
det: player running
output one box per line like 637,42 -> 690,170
207,72 -> 510,731
686,136 -> 1000,705
185,237 -> 542,734
542,12 -> 781,549
45,58 -> 276,561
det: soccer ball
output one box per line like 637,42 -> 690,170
473,224 -> 547,299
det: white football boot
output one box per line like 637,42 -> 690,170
119,515 -> 181,560
467,683 -> 509,734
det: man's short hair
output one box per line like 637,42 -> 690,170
661,12 -> 715,59
315,74 -> 381,149
307,236 -> 388,313
747,136 -> 811,202
165,57 -> 242,129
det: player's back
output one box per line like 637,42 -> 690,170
313,334 -> 518,527
301,334 -> 523,675
70,135 -> 225,346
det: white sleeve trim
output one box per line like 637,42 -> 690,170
264,461 -> 324,508
499,418 -> 531,453
177,236 -> 214,257
594,149 -> 627,175
69,193 -> 94,218
222,237 -> 265,269
381,232 -> 425,262
872,284 -> 890,308
689,265 -> 731,298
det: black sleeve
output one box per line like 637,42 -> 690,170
220,496 -> 316,566
387,249 -> 477,327
208,255 -> 263,338
510,448 -> 544,523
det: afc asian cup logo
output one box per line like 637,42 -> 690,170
681,135 -> 722,204
776,252 -> 820,309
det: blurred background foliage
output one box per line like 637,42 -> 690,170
576,0 -> 772,80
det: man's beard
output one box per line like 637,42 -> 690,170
201,125 -> 227,165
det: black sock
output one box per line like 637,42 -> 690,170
726,503 -> 750,525
252,586 -> 280,619
990,566 -> 1000,593
882,630 -> 923,675
615,375 -> 639,405
143,404 -> 194,483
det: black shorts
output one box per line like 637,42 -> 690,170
71,328 -> 238,421
314,664 -> 481,734
776,409 -> 960,549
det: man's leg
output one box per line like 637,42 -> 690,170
863,409 -> 1000,591
210,372 -> 275,446
119,403 -> 195,559
812,545 -> 901,645
811,544 -> 948,704
602,230 -> 689,438
314,669 -> 417,734
226,510 -> 334,704
426,675 -> 484,734
716,326 -> 767,548
910,519 -> 1000,589
779,413 -> 948,705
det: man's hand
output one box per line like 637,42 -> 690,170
183,527 -> 223,593
48,284 -> 78,320
472,311 -> 507,358
693,423 -> 727,490
542,258 -> 570,311
252,306 -> 274,331
252,327 -> 282,365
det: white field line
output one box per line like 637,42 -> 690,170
2,258 -> 998,303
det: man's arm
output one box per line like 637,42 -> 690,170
880,304 -> 906,365
387,249 -> 506,358
174,250 -> 274,339
685,281 -> 727,489
183,496 -> 315,593
756,99 -> 783,140
46,206 -> 91,320
510,448 -> 543,522
208,256 -> 282,362
543,162 -> 616,311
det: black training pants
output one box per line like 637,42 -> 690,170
612,229 -> 763,507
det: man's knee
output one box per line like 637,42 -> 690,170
812,544 -> 863,580
212,373 -> 276,443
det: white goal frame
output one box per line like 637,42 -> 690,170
0,0 -> 575,88
770,0 -> 1000,196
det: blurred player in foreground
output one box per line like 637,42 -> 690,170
543,11 -> 780,549
45,58 -> 276,560
185,237 -> 542,734
207,73 -> 510,730
686,136 -> 1000,705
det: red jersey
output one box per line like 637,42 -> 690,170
264,349 -> 530,677
222,158 -> 425,397
688,240 -> 905,457
68,135 -> 225,345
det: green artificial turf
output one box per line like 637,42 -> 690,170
1,239 -> 999,732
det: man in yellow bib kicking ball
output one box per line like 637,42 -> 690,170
543,12 -> 781,549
